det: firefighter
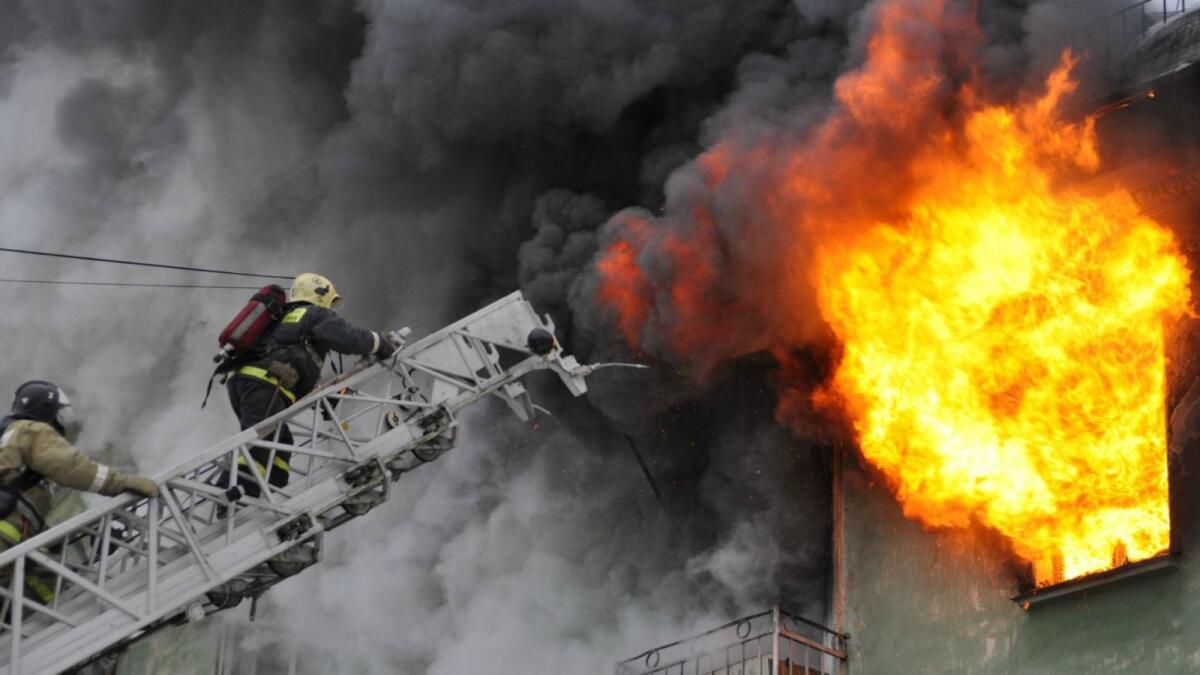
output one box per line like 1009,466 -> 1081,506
226,272 -> 398,493
0,380 -> 159,606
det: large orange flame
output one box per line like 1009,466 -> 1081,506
594,0 -> 1192,584
816,57 -> 1191,581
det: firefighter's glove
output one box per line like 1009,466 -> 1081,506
119,475 -> 159,499
267,361 -> 300,391
374,332 -> 399,359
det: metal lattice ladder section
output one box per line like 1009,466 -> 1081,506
0,292 -> 600,674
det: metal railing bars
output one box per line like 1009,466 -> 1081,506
616,606 -> 848,675
0,291 -> 597,674
1084,0 -> 1193,72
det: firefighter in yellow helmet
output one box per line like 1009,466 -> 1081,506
225,273 -> 398,494
0,381 -> 159,605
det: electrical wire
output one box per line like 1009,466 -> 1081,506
0,246 -> 292,280
0,279 -> 261,290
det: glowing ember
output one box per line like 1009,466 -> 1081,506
593,0 -> 1193,585
816,58 -> 1191,582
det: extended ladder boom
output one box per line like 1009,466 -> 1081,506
0,292 -> 598,674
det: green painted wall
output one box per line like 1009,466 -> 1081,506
115,620 -> 220,674
840,461 -> 1200,674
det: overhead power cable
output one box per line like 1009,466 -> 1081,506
0,246 -> 292,280
0,279 -> 261,290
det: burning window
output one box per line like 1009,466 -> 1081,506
592,2 -> 1196,608
1006,77 -> 1200,606
811,58 -> 1190,596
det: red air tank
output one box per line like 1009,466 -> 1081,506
218,284 -> 287,353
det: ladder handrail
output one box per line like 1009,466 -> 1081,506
0,291 -> 597,675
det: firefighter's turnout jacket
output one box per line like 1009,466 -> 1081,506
0,418 -> 137,603
239,301 -> 381,400
0,419 -> 132,544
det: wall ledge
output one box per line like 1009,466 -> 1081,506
1012,554 -> 1178,609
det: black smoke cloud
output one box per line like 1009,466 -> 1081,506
0,0 -> 1089,671
565,0 -> 1105,405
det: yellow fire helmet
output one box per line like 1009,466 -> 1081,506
290,272 -> 343,309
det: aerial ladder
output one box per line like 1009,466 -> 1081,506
0,292 -> 609,674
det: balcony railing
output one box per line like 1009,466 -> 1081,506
616,607 -> 847,675
1079,0 -> 1193,72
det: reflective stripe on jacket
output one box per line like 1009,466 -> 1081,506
0,519 -> 24,545
232,365 -> 297,403
0,419 -> 128,540
237,453 -> 290,476
250,302 -> 378,397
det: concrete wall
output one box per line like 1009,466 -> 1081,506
840,458 -> 1200,674
116,620 -> 220,674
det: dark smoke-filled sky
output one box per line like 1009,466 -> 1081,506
0,1 -> 1106,672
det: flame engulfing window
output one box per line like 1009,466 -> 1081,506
1011,70 -> 1200,606
813,60 -> 1190,595
588,0 -> 1200,608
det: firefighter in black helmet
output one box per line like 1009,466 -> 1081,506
0,381 -> 159,605
225,273 -> 398,494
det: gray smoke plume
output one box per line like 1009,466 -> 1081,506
0,0 -> 1102,672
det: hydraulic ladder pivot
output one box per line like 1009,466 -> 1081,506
0,292 -> 606,674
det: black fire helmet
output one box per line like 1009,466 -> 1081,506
11,380 -> 74,433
